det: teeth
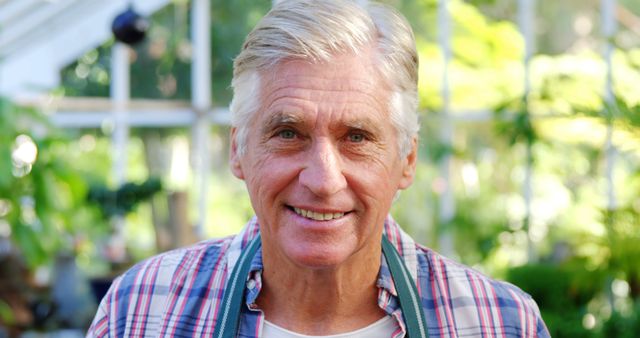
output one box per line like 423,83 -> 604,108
293,207 -> 345,221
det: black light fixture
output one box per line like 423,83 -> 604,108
111,6 -> 149,45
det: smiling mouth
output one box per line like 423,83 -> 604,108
290,206 -> 346,221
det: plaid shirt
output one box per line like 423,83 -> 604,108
87,216 -> 549,337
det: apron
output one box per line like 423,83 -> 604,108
213,234 -> 429,338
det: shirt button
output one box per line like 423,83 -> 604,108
246,280 -> 256,290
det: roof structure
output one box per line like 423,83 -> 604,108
0,0 -> 216,237
0,0 -> 171,98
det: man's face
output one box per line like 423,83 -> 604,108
230,50 -> 417,269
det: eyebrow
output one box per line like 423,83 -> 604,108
342,116 -> 384,135
260,111 -> 305,135
260,111 -> 386,137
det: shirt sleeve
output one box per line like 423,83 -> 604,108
86,276 -> 122,338
86,303 -> 109,337
527,296 -> 551,338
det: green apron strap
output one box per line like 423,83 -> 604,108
213,234 -> 262,338
213,234 -> 429,338
381,235 -> 429,338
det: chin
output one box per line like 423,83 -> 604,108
284,243 -> 356,269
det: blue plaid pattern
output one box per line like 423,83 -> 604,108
87,216 -> 549,337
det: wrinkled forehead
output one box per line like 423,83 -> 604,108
263,66 -> 384,96
251,60 -> 393,140
259,49 -> 390,95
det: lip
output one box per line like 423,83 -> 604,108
286,204 -> 350,214
285,205 -> 353,225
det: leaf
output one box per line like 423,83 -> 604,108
13,222 -> 47,268
0,299 -> 15,325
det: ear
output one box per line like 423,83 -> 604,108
229,127 -> 245,180
398,137 -> 418,190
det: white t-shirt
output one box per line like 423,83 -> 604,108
262,316 -> 398,338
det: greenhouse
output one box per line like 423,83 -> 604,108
0,0 -> 639,337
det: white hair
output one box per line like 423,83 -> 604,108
230,0 -> 419,157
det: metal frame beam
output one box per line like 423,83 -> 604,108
602,0 -> 617,212
518,0 -> 537,262
191,0 -> 212,238
437,0 -> 455,258
49,108 -> 231,129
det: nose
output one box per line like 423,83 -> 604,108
298,139 -> 347,197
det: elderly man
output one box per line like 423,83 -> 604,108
88,1 -> 549,337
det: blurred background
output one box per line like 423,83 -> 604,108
0,0 -> 638,337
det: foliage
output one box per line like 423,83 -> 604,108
602,207 -> 640,297
0,299 -> 13,325
579,96 -> 640,132
509,263 -> 604,311
87,178 -> 162,219
602,301 -> 640,338
493,97 -> 537,147
507,263 -> 606,337
0,97 -> 108,268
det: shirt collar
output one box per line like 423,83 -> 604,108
226,215 -> 418,310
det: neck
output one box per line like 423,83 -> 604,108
257,247 -> 385,335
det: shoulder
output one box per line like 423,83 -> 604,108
87,236 -> 235,337
117,236 -> 233,288
414,245 -> 550,337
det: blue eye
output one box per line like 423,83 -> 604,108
279,129 -> 296,139
348,133 -> 365,143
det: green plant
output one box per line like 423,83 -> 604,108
87,178 -> 162,219
0,96 -> 107,268
602,207 -> 640,298
602,301 -> 640,338
507,263 -> 605,337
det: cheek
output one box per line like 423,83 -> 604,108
348,152 -> 403,186
244,154 -> 301,202
345,165 -> 399,208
